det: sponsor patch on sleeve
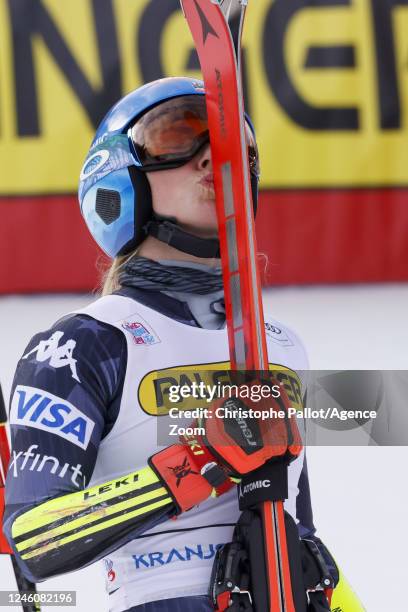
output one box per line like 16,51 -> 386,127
10,385 -> 95,450
22,331 -> 80,382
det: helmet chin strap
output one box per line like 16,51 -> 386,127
144,217 -> 220,259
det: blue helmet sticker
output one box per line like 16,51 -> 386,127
80,150 -> 110,180
78,134 -> 134,205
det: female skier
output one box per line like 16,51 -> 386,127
4,77 -> 360,611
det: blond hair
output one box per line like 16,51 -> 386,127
100,249 -> 138,296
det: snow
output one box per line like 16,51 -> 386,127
1,285 -> 407,611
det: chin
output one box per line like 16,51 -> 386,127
197,183 -> 216,201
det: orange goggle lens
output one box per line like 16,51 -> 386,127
129,95 -> 259,174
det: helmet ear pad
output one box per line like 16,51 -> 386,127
119,166 -> 153,256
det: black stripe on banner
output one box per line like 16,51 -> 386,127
19,493 -> 171,556
13,480 -> 165,545
304,45 -> 356,69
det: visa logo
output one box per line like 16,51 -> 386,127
10,385 -> 95,450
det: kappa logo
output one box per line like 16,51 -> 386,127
23,331 -> 80,382
122,321 -> 160,346
10,385 -> 95,449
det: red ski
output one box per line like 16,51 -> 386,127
0,385 -> 12,555
180,1 -> 304,610
181,0 -> 266,371
0,384 -> 40,612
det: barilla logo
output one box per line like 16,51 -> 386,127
10,385 -> 95,450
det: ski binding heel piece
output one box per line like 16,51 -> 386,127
209,542 -> 252,611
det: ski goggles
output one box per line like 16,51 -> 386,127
128,95 -> 259,175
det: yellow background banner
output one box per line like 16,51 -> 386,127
0,0 -> 407,195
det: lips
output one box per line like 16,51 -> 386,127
199,173 -> 214,187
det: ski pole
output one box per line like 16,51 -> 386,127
0,383 -> 41,612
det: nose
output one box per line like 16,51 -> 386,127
196,142 -> 212,171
